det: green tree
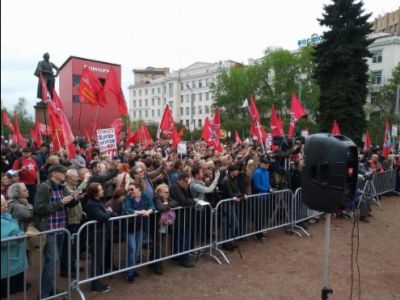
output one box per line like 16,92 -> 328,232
13,98 -> 34,136
313,0 -> 372,144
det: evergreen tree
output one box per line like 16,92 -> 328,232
313,0 -> 372,144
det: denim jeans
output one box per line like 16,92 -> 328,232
126,229 -> 143,276
40,232 -> 64,298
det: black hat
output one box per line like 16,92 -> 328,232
260,156 -> 272,164
227,164 -> 239,173
48,164 -> 67,174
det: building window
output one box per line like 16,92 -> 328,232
192,81 -> 196,88
72,75 -> 81,87
186,94 -> 189,103
163,85 -> 166,94
186,120 -> 190,127
192,107 -> 196,115
168,83 -> 174,97
371,71 -> 382,85
72,95 -> 80,103
133,111 -> 136,118
198,119 -> 202,128
152,88 -> 154,95
145,110 -> 148,117
145,89 -> 148,95
372,50 -> 382,63
163,98 -> 166,105
158,98 -> 161,106
133,100 -> 136,107
199,93 -> 202,101
151,99 -> 154,106
133,90 -> 136,97
181,83 -> 184,90
152,110 -> 155,117
186,107 -> 190,115
205,78 -> 209,87
181,95 -> 184,103
198,80 -> 202,88
180,107 -> 184,115
180,120 -> 184,125
139,100 -> 142,106
145,99 -> 148,106
205,106 -> 210,114
192,94 -> 196,102
139,111 -> 142,118
157,87 -> 161,94
198,106 -> 202,114
206,92 -> 209,101
139,90 -> 142,96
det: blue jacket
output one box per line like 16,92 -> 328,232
1,213 -> 28,278
251,167 -> 270,193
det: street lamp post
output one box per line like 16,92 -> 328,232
186,84 -> 194,144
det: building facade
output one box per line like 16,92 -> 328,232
371,7 -> 400,35
59,56 -> 122,136
128,61 -> 241,129
366,33 -> 400,103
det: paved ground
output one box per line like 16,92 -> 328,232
9,195 -> 400,300
76,195 -> 400,300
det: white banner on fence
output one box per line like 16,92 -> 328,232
97,128 -> 117,154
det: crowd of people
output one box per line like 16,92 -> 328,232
1,135 -> 399,297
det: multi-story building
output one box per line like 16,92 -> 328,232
371,7 -> 400,35
128,61 -> 241,129
366,33 -> 400,104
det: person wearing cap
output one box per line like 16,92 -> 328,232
6,169 -> 21,185
33,164 -> 79,298
12,147 -> 39,205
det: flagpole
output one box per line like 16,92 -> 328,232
43,104 -> 49,144
92,105 -> 100,137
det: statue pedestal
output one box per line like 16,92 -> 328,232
34,101 -> 48,127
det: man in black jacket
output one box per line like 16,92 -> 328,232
169,172 -> 196,268
220,164 -> 241,251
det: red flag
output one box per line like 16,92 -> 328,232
248,96 -> 267,145
178,128 -> 185,138
104,68 -> 128,116
270,104 -> 283,137
126,125 -> 134,143
331,120 -> 341,135
78,68 -> 107,107
31,121 -> 43,148
127,124 -> 153,146
110,118 -> 124,143
212,107 -> 221,139
52,89 -> 64,110
382,120 -> 392,159
84,129 -> 91,142
364,130 -> 371,153
2,110 -> 14,132
11,114 -> 26,147
201,117 -> 211,142
288,93 -> 306,137
157,104 -> 180,148
235,130 -> 241,144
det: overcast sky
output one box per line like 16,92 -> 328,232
1,0 -> 399,117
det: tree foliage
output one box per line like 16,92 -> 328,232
1,98 -> 34,137
313,0 -> 372,144
211,46 -> 319,136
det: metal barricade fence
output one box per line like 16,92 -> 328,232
1,228 -> 72,300
373,170 -> 398,196
213,189 -> 294,264
290,188 -> 323,237
73,204 -> 216,300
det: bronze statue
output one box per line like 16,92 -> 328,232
35,52 -> 59,100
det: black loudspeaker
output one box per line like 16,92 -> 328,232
302,133 -> 358,213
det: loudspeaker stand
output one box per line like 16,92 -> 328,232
322,213 -> 333,300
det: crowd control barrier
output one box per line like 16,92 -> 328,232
2,174 -> 398,300
213,189 -> 294,264
1,228 -> 71,300
73,204 -> 217,300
